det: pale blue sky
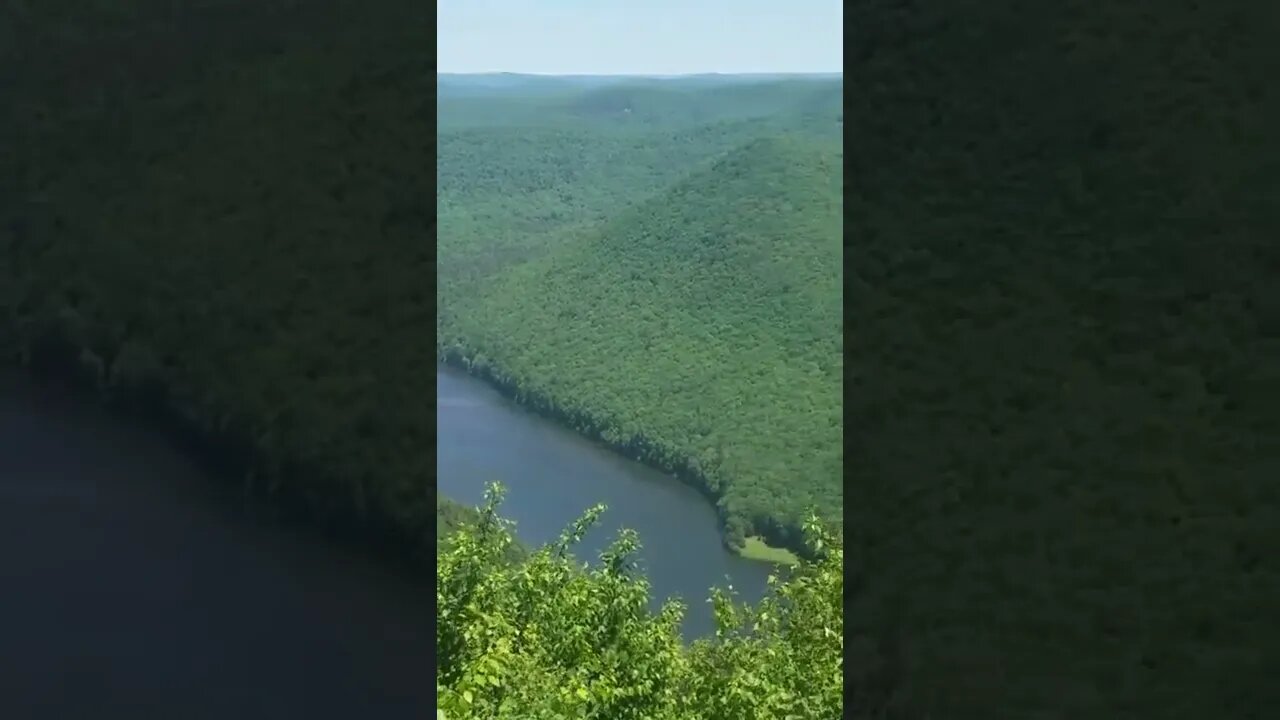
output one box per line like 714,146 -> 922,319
438,0 -> 842,75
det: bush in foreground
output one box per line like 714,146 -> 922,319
436,484 -> 844,719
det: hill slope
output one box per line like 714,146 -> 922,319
436,77 -> 842,130
847,0 -> 1277,716
439,136 -> 843,552
437,103 -> 841,347
0,0 -> 462,555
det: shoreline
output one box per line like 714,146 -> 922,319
436,344 -> 805,565
0,321 -> 435,580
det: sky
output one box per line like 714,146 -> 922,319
438,0 -> 842,75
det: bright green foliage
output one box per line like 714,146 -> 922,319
437,484 -> 845,719
437,80 -> 844,555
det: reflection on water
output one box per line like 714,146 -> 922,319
0,371 -> 433,719
437,397 -> 481,408
436,364 -> 777,640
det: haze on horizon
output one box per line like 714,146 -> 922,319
437,0 -> 842,76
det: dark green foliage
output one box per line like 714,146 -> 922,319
437,80 -> 843,556
848,1 -> 1278,716
0,0 -> 460,552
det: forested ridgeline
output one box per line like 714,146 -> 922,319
437,75 -> 842,130
847,1 -> 1277,717
436,80 -> 844,558
0,1 -> 472,554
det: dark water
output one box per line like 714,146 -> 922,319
437,365 -> 776,640
0,372 -> 433,719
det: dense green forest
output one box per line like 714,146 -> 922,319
435,75 -> 845,715
436,484 -> 844,719
1,4 -> 845,717
437,77 -> 844,556
847,1 -> 1277,717
0,0 -> 473,550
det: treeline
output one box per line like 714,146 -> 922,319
437,76 -> 842,130
436,484 -> 846,719
0,1 -> 451,560
437,112 -> 838,293
847,0 -> 1276,716
437,105 -> 843,556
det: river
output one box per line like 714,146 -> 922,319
0,371 -> 433,719
436,364 -> 776,640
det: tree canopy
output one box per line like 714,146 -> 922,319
437,77 -> 844,556
846,1 -> 1277,716
0,0 -> 457,552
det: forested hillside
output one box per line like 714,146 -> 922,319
847,1 -> 1276,717
437,75 -> 841,130
436,78 -> 844,556
0,0 -> 468,552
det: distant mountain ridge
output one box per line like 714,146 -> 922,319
438,74 -> 842,131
